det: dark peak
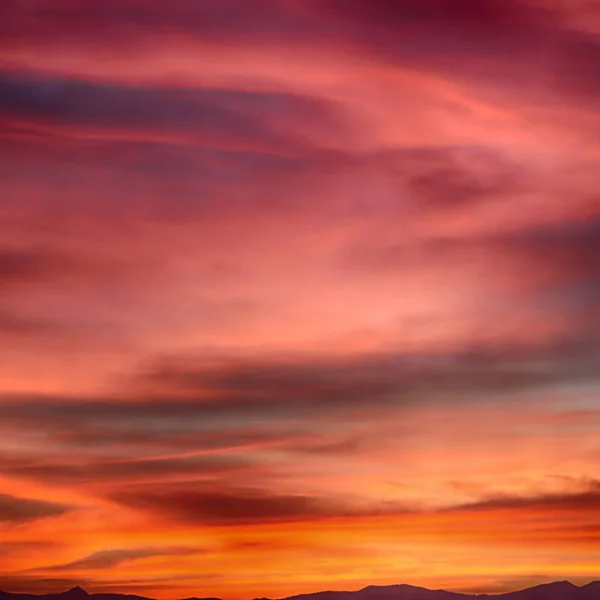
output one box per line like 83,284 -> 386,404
64,589 -> 89,597
361,586 -> 388,590
360,586 -> 423,592
537,581 -> 578,589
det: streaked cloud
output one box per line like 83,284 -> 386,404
0,494 -> 72,525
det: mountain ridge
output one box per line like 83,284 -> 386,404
277,581 -> 600,600
1,581 -> 599,600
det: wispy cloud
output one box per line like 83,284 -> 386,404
0,494 -> 72,525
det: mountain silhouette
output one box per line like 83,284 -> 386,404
1,582 -> 600,600
0,588 -> 154,600
278,582 -> 600,600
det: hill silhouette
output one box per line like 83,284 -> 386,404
279,582 -> 600,600
1,581 -> 600,600
0,587 -> 153,600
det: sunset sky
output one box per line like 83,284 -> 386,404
1,1 -> 600,598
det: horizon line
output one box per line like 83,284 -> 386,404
2,579 -> 600,600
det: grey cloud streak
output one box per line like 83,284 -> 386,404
0,493 -> 73,525
0,71 -> 345,153
1,332 -> 599,429
33,547 -> 200,572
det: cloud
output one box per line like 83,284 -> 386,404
0,245 -> 156,346
548,31 -> 600,103
368,145 -> 525,211
0,71 -> 344,152
42,425 -> 299,455
92,478 -> 600,529
0,540 -> 63,556
3,0 -> 599,111
452,481 -> 600,514
313,0 -> 545,32
1,0 -> 305,47
346,212 -> 600,330
1,332 -> 599,442
311,0 -> 552,72
0,453 -> 258,486
311,0 -> 600,106
0,310 -> 59,337
0,249 -> 64,284
498,218 -> 600,286
0,493 -> 72,525
0,245 -> 147,293
36,547 -> 200,572
108,484 -> 384,526
138,334 -> 600,405
0,335 -> 598,502
0,249 -> 93,296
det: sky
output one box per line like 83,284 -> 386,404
1,0 -> 600,598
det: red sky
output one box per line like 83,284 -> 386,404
1,1 -> 600,598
